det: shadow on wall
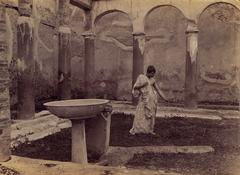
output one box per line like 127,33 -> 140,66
71,86 -> 85,99
93,79 -> 118,100
34,61 -> 58,112
9,59 -> 58,117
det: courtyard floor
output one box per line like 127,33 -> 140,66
4,101 -> 240,175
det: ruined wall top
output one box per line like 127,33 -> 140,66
89,0 -> 240,33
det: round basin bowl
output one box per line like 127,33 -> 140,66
44,99 -> 110,120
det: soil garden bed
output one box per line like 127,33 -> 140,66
12,114 -> 240,175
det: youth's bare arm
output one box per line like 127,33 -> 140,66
153,82 -> 167,101
134,82 -> 148,90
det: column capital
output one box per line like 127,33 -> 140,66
186,20 -> 198,34
59,26 -> 71,34
132,32 -> 145,37
82,31 -> 96,39
18,0 -> 33,17
17,16 -> 34,26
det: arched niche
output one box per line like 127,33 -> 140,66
144,5 -> 187,103
94,11 -> 133,100
198,2 -> 240,106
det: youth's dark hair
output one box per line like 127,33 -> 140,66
147,65 -> 156,74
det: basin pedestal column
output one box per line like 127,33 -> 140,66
71,120 -> 88,163
132,32 -> 145,105
44,99 -> 112,164
185,21 -> 198,109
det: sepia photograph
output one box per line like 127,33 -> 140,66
0,0 -> 240,174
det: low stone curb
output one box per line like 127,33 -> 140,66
111,101 -> 240,120
99,146 -> 214,166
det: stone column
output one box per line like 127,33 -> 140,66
0,5 -> 11,162
83,31 -> 95,98
132,32 -> 145,104
58,0 -> 72,99
82,10 -> 96,98
58,26 -> 71,99
184,21 -> 198,109
17,0 -> 35,119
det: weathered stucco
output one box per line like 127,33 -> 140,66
1,0 -> 240,110
69,7 -> 85,98
91,0 -> 240,105
3,0 -> 59,111
95,11 -> 133,100
198,3 -> 240,105
144,6 -> 187,103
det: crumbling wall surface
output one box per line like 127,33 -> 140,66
0,3 -> 11,161
144,6 -> 187,103
2,0 -> 240,107
6,8 -> 18,114
1,0 -> 18,115
91,0 -> 240,105
198,3 -> 240,105
3,0 -> 86,109
2,0 -> 59,111
95,11 -> 133,100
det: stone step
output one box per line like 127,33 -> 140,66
34,110 -> 51,118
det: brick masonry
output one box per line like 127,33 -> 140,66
0,5 -> 11,161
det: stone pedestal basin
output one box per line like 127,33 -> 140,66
44,99 -> 109,120
44,99 -> 111,164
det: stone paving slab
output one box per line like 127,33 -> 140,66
1,156 -> 180,175
11,113 -> 71,148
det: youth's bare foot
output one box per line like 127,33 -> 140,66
150,131 -> 156,135
129,129 -> 136,135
